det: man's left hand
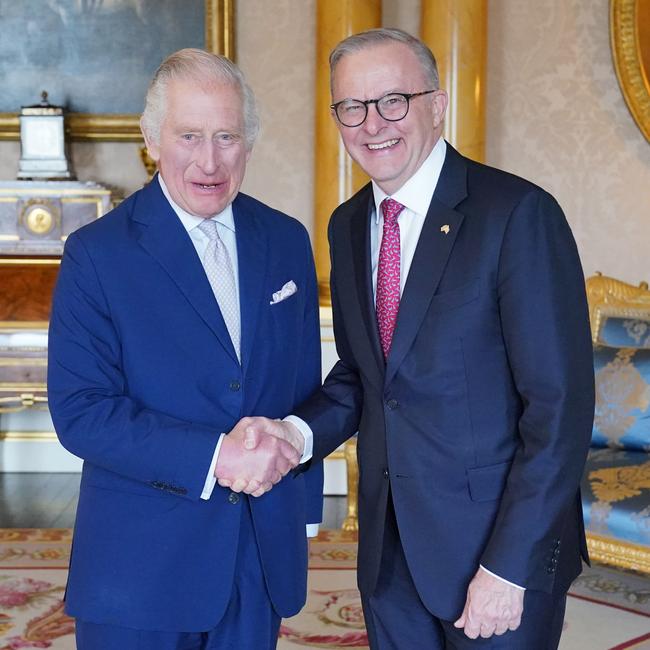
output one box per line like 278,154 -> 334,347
453,567 -> 524,639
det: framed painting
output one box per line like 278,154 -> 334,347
611,0 -> 650,143
0,0 -> 235,141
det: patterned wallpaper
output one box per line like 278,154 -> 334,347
0,0 -> 647,285
237,0 -> 316,237
486,1 -> 650,284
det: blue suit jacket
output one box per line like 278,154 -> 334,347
295,144 -> 594,619
48,177 -> 323,632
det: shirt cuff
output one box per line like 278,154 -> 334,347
283,415 -> 313,463
306,523 -> 320,537
479,564 -> 525,590
200,433 -> 225,500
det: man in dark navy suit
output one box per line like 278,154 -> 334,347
48,49 -> 323,650
246,28 -> 594,649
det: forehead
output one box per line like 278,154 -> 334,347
163,77 -> 244,128
332,42 -> 427,99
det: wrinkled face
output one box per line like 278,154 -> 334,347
331,42 -> 447,195
143,78 -> 250,218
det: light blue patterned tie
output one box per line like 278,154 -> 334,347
198,219 -> 240,360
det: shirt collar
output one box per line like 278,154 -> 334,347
372,138 -> 447,223
158,174 -> 236,234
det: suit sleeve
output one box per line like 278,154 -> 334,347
479,189 -> 594,591
294,216 -> 364,462
48,232 -> 223,501
294,227 -> 324,525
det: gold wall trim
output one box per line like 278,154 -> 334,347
611,0 -> 650,142
587,532 -> 650,574
313,0 -> 380,306
0,431 -> 57,441
0,188 -> 111,196
0,431 -> 59,443
0,383 -> 47,391
0,258 -> 60,266
0,321 -> 48,330
421,0 -> 487,163
0,0 -> 235,142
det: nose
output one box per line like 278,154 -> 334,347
362,103 -> 386,135
196,140 -> 220,174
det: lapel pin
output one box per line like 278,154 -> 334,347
440,224 -> 450,235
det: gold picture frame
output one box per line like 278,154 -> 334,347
0,0 -> 235,142
611,0 -> 650,143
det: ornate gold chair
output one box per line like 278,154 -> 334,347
581,274 -> 650,574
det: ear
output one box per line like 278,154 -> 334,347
140,117 -> 161,162
432,90 -> 449,129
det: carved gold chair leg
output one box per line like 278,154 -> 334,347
342,437 -> 359,531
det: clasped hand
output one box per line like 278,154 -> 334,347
214,417 -> 304,498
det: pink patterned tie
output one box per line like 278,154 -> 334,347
376,198 -> 405,359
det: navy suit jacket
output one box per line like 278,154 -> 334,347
48,177 -> 323,632
296,144 -> 594,620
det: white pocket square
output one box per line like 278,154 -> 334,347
270,280 -> 297,305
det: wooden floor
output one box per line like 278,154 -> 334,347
0,472 -> 347,529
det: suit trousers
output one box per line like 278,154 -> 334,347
75,494 -> 281,650
361,492 -> 567,650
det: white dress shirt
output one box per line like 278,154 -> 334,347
287,141 -> 524,587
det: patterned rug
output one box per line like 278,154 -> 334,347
1,529 -> 648,649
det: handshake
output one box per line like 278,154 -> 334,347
214,417 -> 304,498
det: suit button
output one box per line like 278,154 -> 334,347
229,380 -> 241,391
228,492 -> 240,505
382,469 -> 389,479
386,399 -> 399,410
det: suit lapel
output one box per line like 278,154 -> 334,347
348,189 -> 385,383
233,196 -> 267,375
385,144 -> 469,386
133,177 -> 239,364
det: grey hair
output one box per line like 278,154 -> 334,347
141,48 -> 259,150
329,28 -> 440,91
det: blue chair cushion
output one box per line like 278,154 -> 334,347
599,317 -> 650,348
593,346 -> 650,450
581,448 -> 650,546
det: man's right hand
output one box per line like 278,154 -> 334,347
214,418 -> 301,497
243,417 -> 306,457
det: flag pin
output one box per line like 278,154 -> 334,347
440,224 -> 450,235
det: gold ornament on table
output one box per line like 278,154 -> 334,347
21,201 -> 57,236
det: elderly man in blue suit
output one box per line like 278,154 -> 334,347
243,28 -> 595,649
48,48 -> 323,650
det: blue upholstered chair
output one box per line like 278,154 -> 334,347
581,274 -> 650,574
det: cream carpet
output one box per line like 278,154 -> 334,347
1,529 -> 648,649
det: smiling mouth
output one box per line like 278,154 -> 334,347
193,182 -> 222,190
367,138 -> 400,151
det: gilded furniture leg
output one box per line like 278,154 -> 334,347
342,437 -> 359,531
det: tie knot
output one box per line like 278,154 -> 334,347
381,198 -> 405,225
198,219 -> 219,240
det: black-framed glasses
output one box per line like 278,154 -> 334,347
330,90 -> 436,127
